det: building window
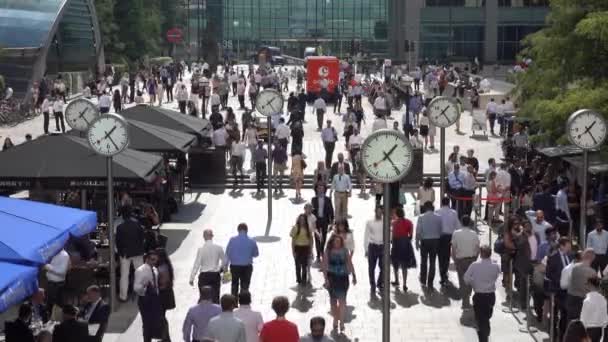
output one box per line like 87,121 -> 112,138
425,0 -> 483,7
420,24 -> 484,61
497,25 -> 543,60
498,0 -> 549,7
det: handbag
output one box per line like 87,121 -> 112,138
493,237 -> 506,255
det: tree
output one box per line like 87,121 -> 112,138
94,0 -> 124,62
112,0 -> 161,62
514,0 -> 608,144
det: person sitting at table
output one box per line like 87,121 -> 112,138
29,289 -> 49,324
78,285 -> 110,342
5,304 -> 35,342
52,305 -> 89,342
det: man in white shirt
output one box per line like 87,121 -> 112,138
41,95 -> 52,134
52,97 -> 65,133
526,210 -> 553,243
234,292 -> 264,342
274,117 -> 291,148
451,216 -> 480,309
436,197 -> 460,285
496,99 -> 505,135
99,91 -> 112,114
44,249 -> 70,314
555,183 -> 570,221
190,229 -> 227,304
504,96 -> 515,113
372,115 -> 388,132
210,91 -> 221,112
213,124 -> 229,159
313,97 -> 327,131
486,98 -> 498,135
331,165 -> 352,220
364,206 -> 385,297
373,93 -> 387,117
580,277 -> 608,340
561,251 -> 581,290
134,251 -> 161,342
321,120 -> 338,168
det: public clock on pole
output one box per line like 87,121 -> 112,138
65,98 -> 99,131
567,109 -> 607,150
87,114 -> 130,156
427,96 -> 460,128
255,89 -> 284,117
361,129 -> 414,183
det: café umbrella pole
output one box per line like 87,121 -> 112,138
107,157 -> 117,311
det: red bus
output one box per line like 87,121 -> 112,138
306,56 -> 340,101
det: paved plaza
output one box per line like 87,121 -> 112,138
2,70 -> 546,341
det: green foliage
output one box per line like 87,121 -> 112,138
514,0 -> 608,145
0,75 -> 5,94
148,57 -> 174,67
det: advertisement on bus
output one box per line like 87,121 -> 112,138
305,56 -> 340,100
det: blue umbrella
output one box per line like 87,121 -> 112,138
0,197 -> 97,264
0,262 -> 39,313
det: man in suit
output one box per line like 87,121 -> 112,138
311,184 -> 334,262
29,288 -> 49,324
79,285 -> 110,342
330,153 -> 351,180
52,305 -> 89,342
5,304 -> 35,342
545,237 -> 572,339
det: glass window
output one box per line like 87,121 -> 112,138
497,24 -> 543,61
498,0 -> 549,7
0,0 -> 67,48
425,0 -> 482,7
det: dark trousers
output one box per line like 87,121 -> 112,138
473,292 -> 496,342
43,111 -> 50,134
255,162 -> 266,191
314,219 -> 329,259
230,265 -> 253,296
198,271 -> 221,304
334,96 -> 342,113
323,141 -> 335,169
201,96 -> 208,115
316,109 -> 325,130
419,239 -> 439,287
238,95 -> 245,108
438,234 -> 452,283
592,254 -> 608,276
588,327 -> 603,342
367,243 -> 384,292
294,246 -> 310,284
178,101 -> 187,114
488,113 -> 496,134
54,111 -> 65,132
46,281 -> 64,313
232,83 -> 237,96
462,189 -> 475,217
553,291 -> 569,340
166,85 -> 173,102
566,294 -> 584,321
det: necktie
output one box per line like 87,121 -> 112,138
562,254 -> 568,268
150,265 -> 158,294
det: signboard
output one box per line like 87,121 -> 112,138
166,28 -> 183,43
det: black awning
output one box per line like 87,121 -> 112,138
120,105 -> 211,138
536,145 -> 596,158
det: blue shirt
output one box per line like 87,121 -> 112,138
226,232 -> 259,266
182,301 -> 222,342
448,171 -> 465,190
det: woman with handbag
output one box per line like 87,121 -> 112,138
156,248 -> 175,342
290,214 -> 314,286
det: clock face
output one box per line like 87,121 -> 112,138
567,109 -> 607,150
255,89 -> 284,117
87,114 -> 130,156
361,129 -> 414,183
427,96 -> 460,128
65,98 -> 99,131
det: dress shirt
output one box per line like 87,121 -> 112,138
317,196 -> 325,218
133,263 -> 158,296
373,96 -> 387,110
464,258 -> 501,293
46,249 -> 70,282
451,228 -> 480,259
182,301 -> 222,342
372,118 -> 388,132
581,291 -> 608,328
410,136 -> 423,148
415,212 -> 443,241
190,241 -> 227,282
561,262 -> 578,290
83,298 -> 102,322
52,100 -> 63,112
207,312 -> 247,342
210,93 -> 221,106
213,128 -> 228,147
232,142 -> 246,157
528,234 -> 538,261
463,171 -> 476,191
321,127 -> 337,142
275,124 -> 291,140
98,95 -> 112,108
254,147 -> 267,163
313,98 -> 326,111
349,135 -> 364,148
234,305 -> 264,342
436,206 -> 460,235
495,169 -> 511,192
41,99 -> 51,113
331,174 -> 352,192
448,171 -> 465,190
555,190 -> 570,218
568,263 -> 597,297
526,211 -> 553,243
587,230 -> 608,255
486,101 -> 497,114
226,232 -> 259,266
364,218 -> 384,252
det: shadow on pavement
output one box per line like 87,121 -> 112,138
171,201 -> 207,224
393,290 -> 420,308
420,287 -> 451,308
228,189 -> 245,198
253,236 -> 281,243
105,300 -> 140,334
459,309 -> 476,327
343,305 -> 357,323
161,228 -> 191,255
291,286 -> 316,313
440,282 -> 462,300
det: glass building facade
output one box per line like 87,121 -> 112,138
189,0 -> 388,58
0,0 -> 103,101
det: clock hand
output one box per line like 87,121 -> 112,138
383,152 -> 402,175
107,135 -> 120,151
578,121 -> 596,139
373,145 -> 398,165
103,126 -> 117,141
587,131 -> 598,145
439,106 -> 450,116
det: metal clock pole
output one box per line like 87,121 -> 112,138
382,182 -> 391,342
107,156 -> 117,311
580,150 -> 588,247
439,127 -> 446,200
267,116 -> 273,223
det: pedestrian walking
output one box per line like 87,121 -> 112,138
115,205 -> 145,302
177,84 -> 189,114
226,223 -> 259,296
234,292 -> 264,342
331,165 -> 351,220
190,229 -> 227,304
299,317 -> 335,342
290,214 -> 314,286
156,248 -> 175,342
99,90 -> 112,113
314,97 -> 327,131
41,94 -> 51,134
271,142 -> 288,193
290,152 -> 306,200
451,216 -> 480,309
415,201 -> 443,288
390,207 -> 416,292
43,249 -> 69,317
52,96 -> 65,133
464,245 -> 500,342
437,197 -> 460,285
580,277 -> 608,342
182,286 -> 222,342
134,250 -> 163,342
311,185 -> 334,261
259,296 -> 299,342
364,206 -> 385,297
567,249 -> 597,321
253,141 -> 268,194
113,89 -> 122,113
207,294 -> 247,342
323,234 -> 357,333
